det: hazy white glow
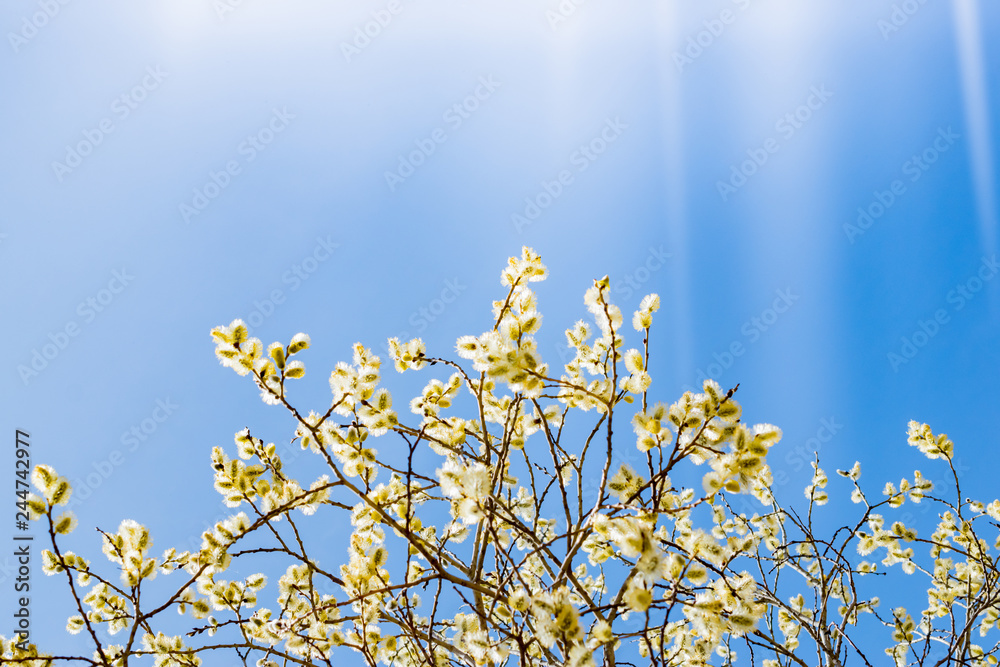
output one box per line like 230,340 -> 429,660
952,0 -> 998,255
654,3 -> 694,386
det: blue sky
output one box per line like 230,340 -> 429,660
1,0 -> 998,662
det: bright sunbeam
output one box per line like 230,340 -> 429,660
952,0 -> 998,258
653,3 -> 695,389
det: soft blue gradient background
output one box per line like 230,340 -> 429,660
2,0 -> 998,661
